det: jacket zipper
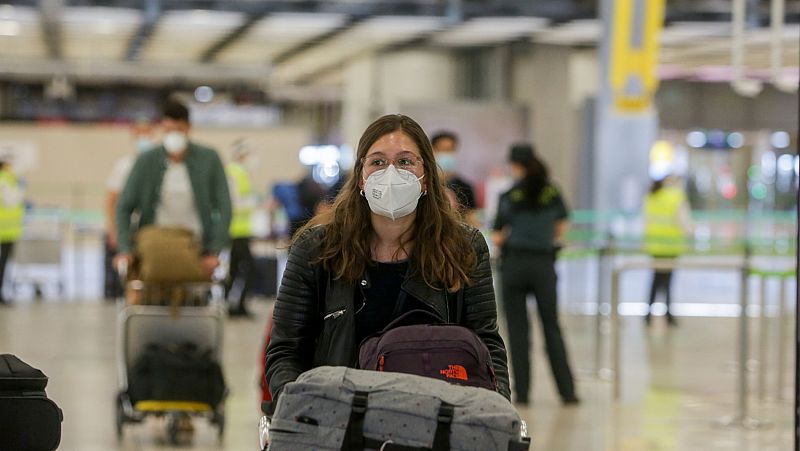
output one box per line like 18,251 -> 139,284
323,308 -> 346,320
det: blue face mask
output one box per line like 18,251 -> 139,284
136,137 -> 153,153
436,153 -> 457,172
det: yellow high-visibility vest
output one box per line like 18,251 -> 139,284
644,186 -> 686,257
0,170 -> 23,243
226,162 -> 253,238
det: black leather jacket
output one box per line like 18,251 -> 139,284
265,225 -> 511,401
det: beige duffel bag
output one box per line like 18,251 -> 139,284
135,226 -> 209,283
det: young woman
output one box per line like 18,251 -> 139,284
492,143 -> 578,405
266,114 -> 510,401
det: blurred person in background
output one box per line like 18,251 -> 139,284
266,114 -> 510,402
225,138 -> 257,317
114,98 -> 231,280
104,119 -> 155,300
643,175 -> 692,326
431,131 -> 480,228
0,155 -> 23,305
294,171 -> 329,236
271,171 -> 328,239
491,143 -> 578,406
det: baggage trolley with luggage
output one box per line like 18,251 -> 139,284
114,252 -> 227,445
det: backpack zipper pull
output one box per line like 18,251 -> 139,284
378,355 -> 385,372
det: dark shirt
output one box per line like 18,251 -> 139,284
447,176 -> 477,212
354,261 -> 432,345
492,183 -> 568,252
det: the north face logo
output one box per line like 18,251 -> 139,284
439,365 -> 468,381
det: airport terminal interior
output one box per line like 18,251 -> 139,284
0,0 -> 798,450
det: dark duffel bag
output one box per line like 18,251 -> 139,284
0,354 -> 63,451
128,342 -> 226,407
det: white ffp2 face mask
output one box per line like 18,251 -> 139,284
163,131 -> 188,155
363,165 -> 424,220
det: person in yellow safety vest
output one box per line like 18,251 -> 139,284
643,175 -> 692,326
0,155 -> 24,306
225,139 -> 258,317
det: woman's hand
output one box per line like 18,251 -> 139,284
201,255 -> 220,277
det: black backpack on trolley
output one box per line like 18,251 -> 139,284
0,354 -> 63,451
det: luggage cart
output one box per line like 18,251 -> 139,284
115,279 -> 227,445
11,209 -> 66,298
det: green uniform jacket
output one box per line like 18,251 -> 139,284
115,144 -> 232,254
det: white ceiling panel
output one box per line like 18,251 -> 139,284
659,22 -> 730,45
0,5 -> 46,59
431,17 -> 549,46
533,19 -> 602,45
273,15 -> 444,82
217,13 -> 347,65
143,9 -> 245,62
62,7 -> 141,60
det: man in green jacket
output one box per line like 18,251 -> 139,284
114,98 -> 232,278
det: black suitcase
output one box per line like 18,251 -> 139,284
0,354 -> 63,451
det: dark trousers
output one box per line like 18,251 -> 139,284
226,237 -> 255,314
500,250 -> 576,402
648,270 -> 674,314
104,235 -> 124,299
0,241 -> 14,301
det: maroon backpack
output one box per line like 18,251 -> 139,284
357,292 -> 498,391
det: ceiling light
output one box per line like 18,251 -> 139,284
686,130 -> 706,148
726,132 -> 744,148
777,154 -> 793,173
770,131 -> 790,149
194,86 -> 214,103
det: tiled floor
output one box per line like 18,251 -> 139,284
0,294 -> 793,451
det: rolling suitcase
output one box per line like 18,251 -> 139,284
0,354 -> 63,451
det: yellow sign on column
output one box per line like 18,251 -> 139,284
610,0 -> 666,112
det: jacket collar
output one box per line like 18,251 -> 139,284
401,268 -> 447,320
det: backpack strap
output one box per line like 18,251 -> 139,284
341,391 -> 369,450
508,437 -> 532,451
431,402 -> 454,450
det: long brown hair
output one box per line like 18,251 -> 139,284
296,114 -> 476,291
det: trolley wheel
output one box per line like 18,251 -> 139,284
166,413 -> 180,445
166,412 -> 194,446
214,409 -> 225,442
115,394 -> 125,441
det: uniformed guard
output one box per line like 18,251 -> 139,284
491,143 -> 578,405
